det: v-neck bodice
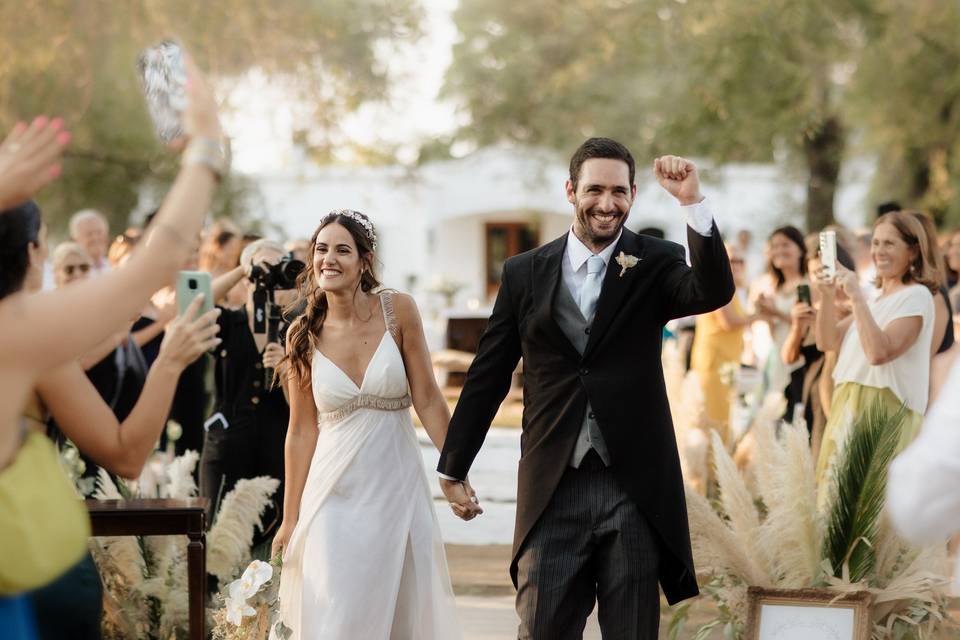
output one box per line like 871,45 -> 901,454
310,293 -> 411,422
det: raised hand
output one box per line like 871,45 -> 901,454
439,477 -> 483,521
156,295 -> 221,370
0,117 -> 71,209
653,155 -> 703,206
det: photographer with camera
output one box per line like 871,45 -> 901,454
200,239 -> 304,546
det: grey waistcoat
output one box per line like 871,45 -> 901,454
553,278 -> 612,468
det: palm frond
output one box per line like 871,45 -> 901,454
822,399 -> 906,583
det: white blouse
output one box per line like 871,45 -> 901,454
832,284 -> 934,414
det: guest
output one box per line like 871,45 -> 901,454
814,211 -> 939,489
752,226 -> 808,417
200,240 -> 296,545
50,242 -> 91,288
945,229 -> 960,310
106,230 -> 139,268
782,238 -> 855,456
68,209 -> 111,275
907,211 -> 954,357
690,244 -> 753,444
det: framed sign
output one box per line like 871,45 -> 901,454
745,587 -> 871,640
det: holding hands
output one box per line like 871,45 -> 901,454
439,477 -> 483,521
654,155 -> 703,206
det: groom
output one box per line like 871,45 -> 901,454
438,138 -> 735,638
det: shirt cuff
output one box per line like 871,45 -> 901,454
438,472 -> 463,482
682,198 -> 714,237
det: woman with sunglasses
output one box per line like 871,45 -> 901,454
51,242 -> 92,287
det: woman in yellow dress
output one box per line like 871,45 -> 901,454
691,244 -> 754,445
814,212 -> 941,496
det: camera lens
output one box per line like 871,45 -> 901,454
188,278 -> 198,290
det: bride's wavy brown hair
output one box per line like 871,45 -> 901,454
281,210 -> 381,388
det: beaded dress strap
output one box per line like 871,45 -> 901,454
380,291 -> 400,343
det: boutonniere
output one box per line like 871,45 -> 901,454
615,251 -> 639,277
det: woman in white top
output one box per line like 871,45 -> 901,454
814,211 -> 940,488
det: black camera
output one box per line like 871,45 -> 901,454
249,255 -> 305,291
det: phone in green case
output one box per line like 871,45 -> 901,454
176,270 -> 213,317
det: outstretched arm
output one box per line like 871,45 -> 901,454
438,264 -> 522,482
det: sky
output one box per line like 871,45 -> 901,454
222,0 -> 460,175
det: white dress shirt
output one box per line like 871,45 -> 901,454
439,198 -> 716,482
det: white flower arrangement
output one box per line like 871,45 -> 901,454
212,557 -> 291,640
78,451 -> 280,639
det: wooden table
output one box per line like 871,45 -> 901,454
87,498 -> 208,640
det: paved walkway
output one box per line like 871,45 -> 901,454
456,595 -> 601,640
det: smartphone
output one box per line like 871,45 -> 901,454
176,270 -> 213,317
819,230 -> 837,279
797,283 -> 811,306
137,40 -> 188,142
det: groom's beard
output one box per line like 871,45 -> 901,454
575,203 -> 629,249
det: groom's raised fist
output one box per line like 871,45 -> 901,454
654,155 -> 703,206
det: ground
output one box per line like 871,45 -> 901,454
447,544 -> 960,639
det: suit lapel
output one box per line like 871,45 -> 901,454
532,236 -> 581,363
582,230 -> 645,359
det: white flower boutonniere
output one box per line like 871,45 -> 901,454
615,251 -> 639,277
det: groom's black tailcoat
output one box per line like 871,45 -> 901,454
438,223 -> 735,604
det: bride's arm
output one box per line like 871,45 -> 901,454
394,293 -> 450,451
272,332 -> 319,556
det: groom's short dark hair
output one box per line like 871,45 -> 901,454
569,137 -> 636,191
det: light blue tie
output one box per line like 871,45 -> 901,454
579,255 -> 605,321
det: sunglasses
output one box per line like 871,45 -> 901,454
63,264 -> 91,276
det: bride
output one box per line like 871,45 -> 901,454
271,209 -> 475,639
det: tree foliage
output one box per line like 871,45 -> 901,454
0,1 -> 422,234
441,0 -> 960,230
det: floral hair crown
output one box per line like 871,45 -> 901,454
324,209 -> 377,250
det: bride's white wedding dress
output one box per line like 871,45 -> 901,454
276,292 -> 461,639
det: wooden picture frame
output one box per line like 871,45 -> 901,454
745,587 -> 872,640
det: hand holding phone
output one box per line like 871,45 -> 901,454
176,270 -> 213,317
797,283 -> 812,306
819,230 -> 837,280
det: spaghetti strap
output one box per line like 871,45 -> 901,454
380,292 -> 400,343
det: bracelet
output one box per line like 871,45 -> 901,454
182,136 -> 227,180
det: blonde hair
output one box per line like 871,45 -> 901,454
51,242 -> 90,270
874,211 -> 940,293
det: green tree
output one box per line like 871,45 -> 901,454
441,0 -> 960,231
0,1 -> 422,234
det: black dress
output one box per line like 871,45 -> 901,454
937,285 -> 955,355
131,316 -> 211,458
199,307 -> 289,547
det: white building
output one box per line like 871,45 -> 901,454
250,145 -> 874,345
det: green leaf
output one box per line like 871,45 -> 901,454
667,601 -> 692,640
822,398 -> 906,583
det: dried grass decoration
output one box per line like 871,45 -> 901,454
671,399 -> 952,640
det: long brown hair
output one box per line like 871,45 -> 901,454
874,211 -> 940,293
281,210 -> 381,388
905,210 -> 946,288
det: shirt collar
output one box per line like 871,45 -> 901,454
565,227 -> 623,272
